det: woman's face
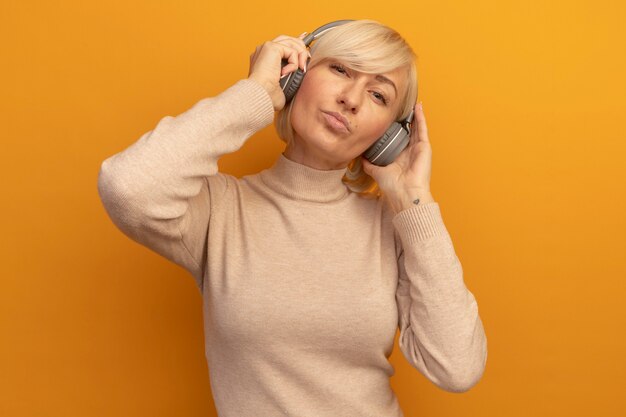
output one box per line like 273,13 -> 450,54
287,58 -> 408,170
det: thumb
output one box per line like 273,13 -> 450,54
361,157 -> 377,178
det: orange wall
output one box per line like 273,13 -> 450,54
1,1 -> 625,416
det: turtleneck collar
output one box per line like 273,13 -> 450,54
258,153 -> 350,203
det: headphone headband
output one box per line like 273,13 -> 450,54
302,20 -> 355,47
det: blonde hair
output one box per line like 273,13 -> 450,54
274,19 -> 418,199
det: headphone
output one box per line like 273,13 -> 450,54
279,20 -> 415,167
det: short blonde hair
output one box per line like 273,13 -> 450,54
274,19 -> 418,199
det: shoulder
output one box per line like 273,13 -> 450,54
205,169 -> 272,210
205,172 -> 241,211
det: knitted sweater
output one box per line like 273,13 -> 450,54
97,78 -> 487,417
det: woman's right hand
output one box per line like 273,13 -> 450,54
248,32 -> 310,111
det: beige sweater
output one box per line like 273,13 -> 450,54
97,78 -> 487,417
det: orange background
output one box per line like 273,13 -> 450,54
1,1 -> 625,416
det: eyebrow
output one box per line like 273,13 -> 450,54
333,59 -> 398,99
375,75 -> 397,99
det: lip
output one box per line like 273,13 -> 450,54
322,111 -> 351,132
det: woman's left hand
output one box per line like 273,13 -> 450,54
361,102 -> 435,213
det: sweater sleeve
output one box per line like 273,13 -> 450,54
97,79 -> 275,292
392,202 -> 488,393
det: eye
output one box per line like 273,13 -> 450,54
330,63 -> 348,75
330,62 -> 388,106
372,91 -> 388,105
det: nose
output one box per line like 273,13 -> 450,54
337,83 -> 362,113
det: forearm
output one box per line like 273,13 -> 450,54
98,78 -> 273,225
393,203 -> 487,392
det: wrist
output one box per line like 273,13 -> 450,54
248,75 -> 283,111
387,190 -> 435,214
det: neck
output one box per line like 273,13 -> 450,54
258,153 -> 350,203
283,141 -> 349,170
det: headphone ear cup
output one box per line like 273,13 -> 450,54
282,68 -> 305,103
279,56 -> 310,103
362,122 -> 411,166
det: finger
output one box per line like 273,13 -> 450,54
415,102 -> 429,143
278,43 -> 308,72
279,45 -> 301,76
408,103 -> 419,147
248,48 -> 261,77
280,47 -> 307,75
297,32 -> 311,70
274,38 -> 308,72
361,156 -> 377,177
300,50 -> 310,73
273,35 -> 307,52
250,45 -> 261,62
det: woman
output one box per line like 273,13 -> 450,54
98,19 -> 487,417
